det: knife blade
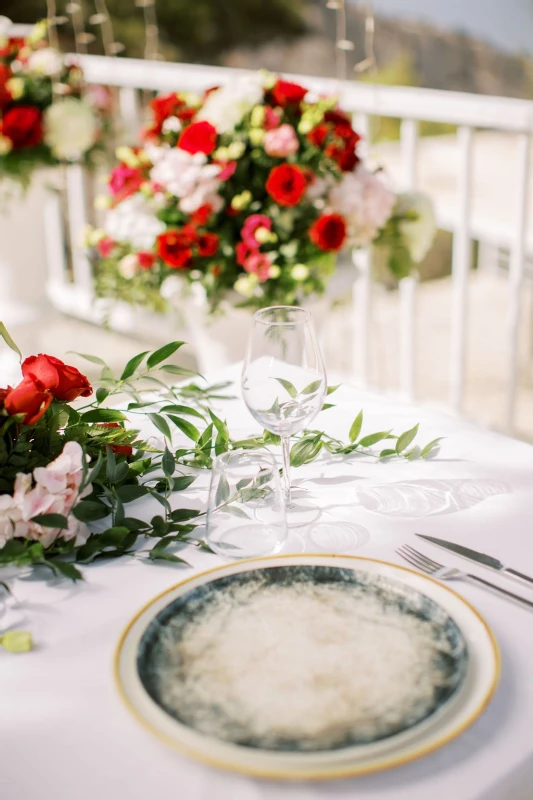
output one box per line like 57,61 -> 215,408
415,533 -> 533,586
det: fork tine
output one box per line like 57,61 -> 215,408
396,546 -> 433,575
403,544 -> 442,570
397,546 -> 434,571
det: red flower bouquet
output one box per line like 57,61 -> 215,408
0,19 -> 109,189
90,71 -> 435,312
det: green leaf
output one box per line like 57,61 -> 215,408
359,431 -> 393,448
148,413 -> 172,440
379,448 -> 397,459
405,445 -> 421,461
327,384 -> 341,395
81,409 -> 127,423
290,434 -> 323,467
321,403 -> 335,411
71,352 -> 107,366
274,378 -> 298,398
224,505 -> 251,519
95,387 -> 109,405
420,438 -> 444,459
149,550 -> 189,565
106,446 -> 117,482
99,526 -> 131,548
72,501 -> 111,522
301,380 -> 323,395
159,364 -> 199,378
113,462 -> 130,483
146,341 -> 185,369
162,447 -> 175,476
0,322 -> 22,361
215,475 -> 231,505
50,561 -> 83,581
116,484 -> 149,503
159,404 -> 205,419
349,411 -> 363,443
30,513 -> 69,529
169,508 -> 201,522
84,452 -> 103,487
168,415 -> 200,442
172,475 -> 196,492
396,424 -> 419,454
120,351 -> 150,381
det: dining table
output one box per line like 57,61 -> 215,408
3,364 -> 533,800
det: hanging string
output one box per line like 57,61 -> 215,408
65,2 -> 95,54
90,0 -> 125,56
135,0 -> 162,61
325,0 -> 376,81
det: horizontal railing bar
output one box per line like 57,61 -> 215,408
75,54 -> 533,133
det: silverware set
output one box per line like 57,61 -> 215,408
397,535 -> 533,611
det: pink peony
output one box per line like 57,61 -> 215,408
1,441 -> 93,549
264,107 -> 281,131
263,124 -> 299,158
241,214 -> 272,248
108,164 -> 143,200
241,249 -> 272,282
328,166 -> 395,245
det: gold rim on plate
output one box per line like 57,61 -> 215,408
114,553 -> 500,781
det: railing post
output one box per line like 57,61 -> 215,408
65,165 -> 94,307
450,126 -> 474,414
118,86 -> 142,142
352,247 -> 372,385
399,118 -> 419,401
505,132 -> 530,432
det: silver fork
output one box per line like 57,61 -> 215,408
397,544 -> 533,610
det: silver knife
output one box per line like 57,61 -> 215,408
415,533 -> 533,586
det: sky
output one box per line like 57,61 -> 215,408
349,0 -> 533,54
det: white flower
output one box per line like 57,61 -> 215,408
0,17 -> 12,38
44,98 -> 99,160
147,144 -> 223,214
26,47 -> 63,77
161,116 -> 182,134
160,275 -> 186,301
396,192 -> 437,263
291,264 -> 309,281
104,194 -> 165,251
197,74 -> 264,133
329,167 -> 395,245
2,442 -> 91,549
118,254 -> 139,279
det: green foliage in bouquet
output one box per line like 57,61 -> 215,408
0,325 -> 441,582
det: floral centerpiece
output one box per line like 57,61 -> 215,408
89,71 -> 435,313
0,18 -> 110,189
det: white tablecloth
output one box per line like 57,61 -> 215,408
3,368 -> 533,800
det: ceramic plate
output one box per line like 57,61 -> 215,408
115,554 -> 499,780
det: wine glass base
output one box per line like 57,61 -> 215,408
286,502 -> 322,527
306,521 -> 369,553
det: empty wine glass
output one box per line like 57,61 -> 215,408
241,306 -> 327,526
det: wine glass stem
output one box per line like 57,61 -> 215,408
281,435 -> 292,505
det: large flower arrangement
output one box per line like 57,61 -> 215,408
89,72 -> 435,313
0,19 -> 109,189
0,324 -> 440,583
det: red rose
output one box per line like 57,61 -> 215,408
96,236 -> 115,258
0,65 -> 12,110
0,387 -> 10,409
325,142 -> 359,172
1,106 -> 43,149
22,354 -> 93,402
309,213 -> 347,252
197,232 -> 219,258
99,422 -> 133,456
307,124 -> 329,148
138,251 -> 156,270
266,164 -> 307,207
178,120 -> 218,155
156,229 -> 194,269
270,79 -> 307,108
150,93 -> 185,124
190,204 -> 213,226
4,376 -> 52,425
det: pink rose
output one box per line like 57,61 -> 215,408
108,164 -> 144,201
243,250 -> 272,282
264,107 -> 281,131
263,124 -> 299,158
241,214 -> 272,248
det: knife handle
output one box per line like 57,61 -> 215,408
503,567 -> 533,586
467,573 -> 533,609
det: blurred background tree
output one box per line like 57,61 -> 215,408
3,0 -> 309,61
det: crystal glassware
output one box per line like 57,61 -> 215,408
206,450 -> 288,559
241,306 -> 327,526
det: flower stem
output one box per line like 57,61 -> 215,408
281,435 -> 292,505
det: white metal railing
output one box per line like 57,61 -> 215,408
45,55 -> 533,433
